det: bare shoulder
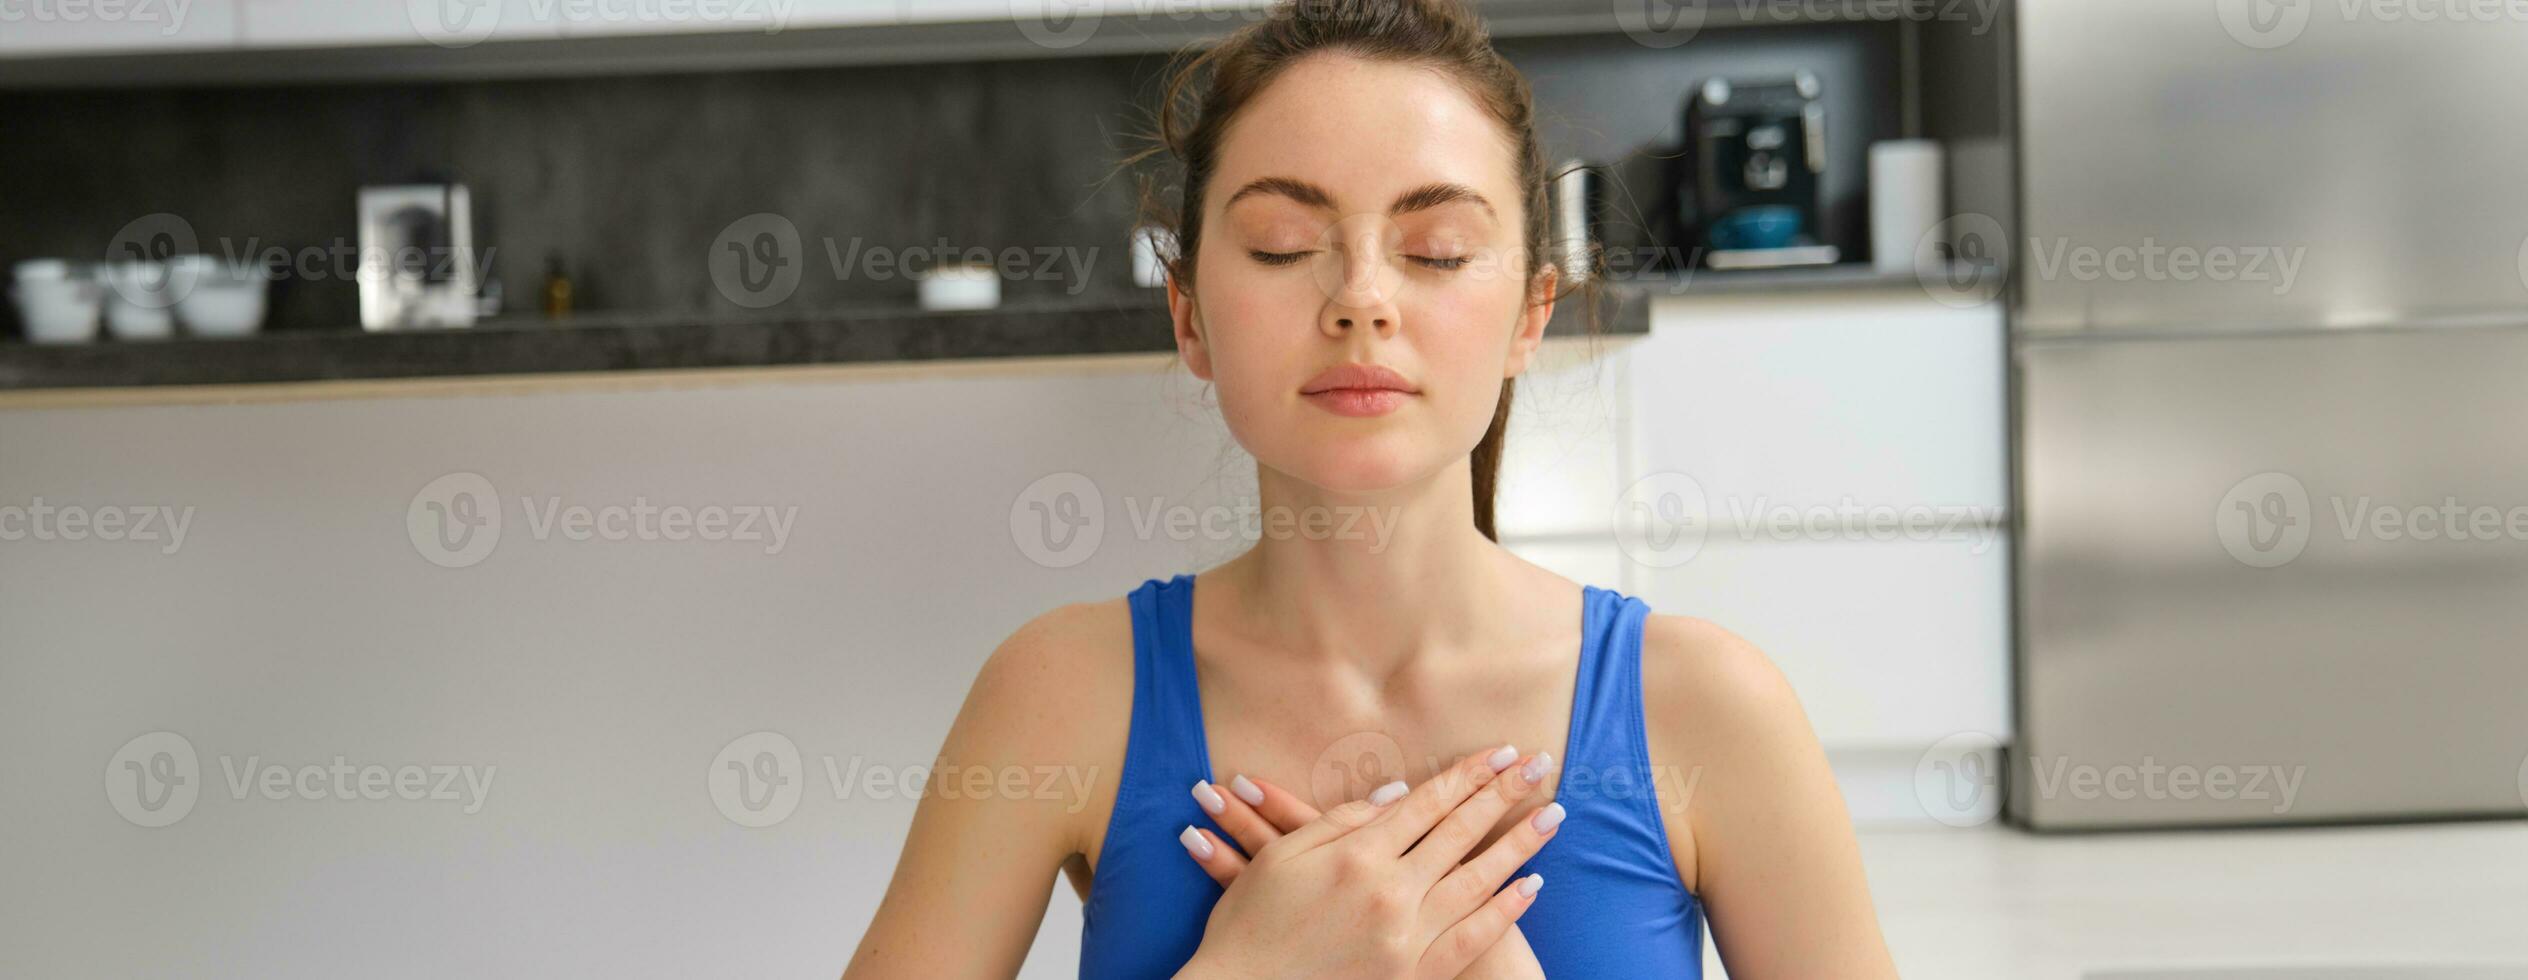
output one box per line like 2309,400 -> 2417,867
1635,614 -> 1834,895
944,598 -> 1138,854
1637,613 -> 1811,739
963,597 -> 1136,755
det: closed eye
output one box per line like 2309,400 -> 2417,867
1249,250 -> 1311,267
1409,255 -> 1468,271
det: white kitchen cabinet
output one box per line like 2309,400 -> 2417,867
1634,530 -> 2011,746
1632,289 -> 2008,527
0,0 -> 238,55
1614,287 -> 2012,823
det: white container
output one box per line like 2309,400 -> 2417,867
1131,225 -> 1175,289
103,261 -> 180,341
15,258 -> 73,283
169,255 -> 270,338
917,262 -> 1001,311
11,277 -> 105,344
1869,139 -> 1946,276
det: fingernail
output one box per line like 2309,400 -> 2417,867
1229,774 -> 1264,806
1191,780 -> 1226,815
1179,825 -> 1214,859
1517,872 -> 1544,897
1531,802 -> 1566,834
1366,780 -> 1409,806
1485,744 -> 1519,772
1520,751 -> 1555,784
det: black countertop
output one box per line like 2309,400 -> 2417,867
0,280 -> 1662,393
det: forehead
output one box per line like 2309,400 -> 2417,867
1211,52 -> 1519,213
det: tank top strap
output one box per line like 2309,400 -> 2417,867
1562,585 -> 1662,821
1123,573 -> 1215,793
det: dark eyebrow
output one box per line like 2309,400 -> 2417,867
1223,177 -> 1497,222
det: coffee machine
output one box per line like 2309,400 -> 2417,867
1658,71 -> 1837,270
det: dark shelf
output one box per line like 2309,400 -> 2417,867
0,283 -> 1650,393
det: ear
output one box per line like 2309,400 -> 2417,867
1503,263 -> 1557,378
1167,269 -> 1214,381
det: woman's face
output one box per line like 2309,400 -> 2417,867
1169,52 -> 1553,498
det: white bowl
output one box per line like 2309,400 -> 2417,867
170,259 -> 270,338
15,258 -> 74,283
103,261 -> 180,341
917,263 -> 1001,311
12,278 -> 105,344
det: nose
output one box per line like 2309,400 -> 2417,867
1317,221 -> 1402,339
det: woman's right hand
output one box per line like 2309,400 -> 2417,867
1173,744 -> 1561,980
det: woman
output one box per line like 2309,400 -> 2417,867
844,1 -> 1898,976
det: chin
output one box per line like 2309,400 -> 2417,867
1268,424 -> 1442,496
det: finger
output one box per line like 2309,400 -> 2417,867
1230,773 -> 1321,831
1404,750 -> 1551,878
1193,778 -> 1282,856
1416,872 -> 1545,980
1176,824 -> 1247,887
1428,779 -> 1565,923
1272,790 -> 1400,853
1357,744 -> 1518,856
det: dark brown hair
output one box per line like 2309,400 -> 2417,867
1128,0 -> 1599,542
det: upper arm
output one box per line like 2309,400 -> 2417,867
843,600 -> 1132,979
1639,614 -> 1898,980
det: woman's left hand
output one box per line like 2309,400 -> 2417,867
1183,766 -> 1555,980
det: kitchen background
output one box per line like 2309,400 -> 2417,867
2,2 -> 2524,978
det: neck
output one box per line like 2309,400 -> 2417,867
1213,457 -> 1516,677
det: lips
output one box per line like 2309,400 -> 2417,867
1300,362 -> 1419,396
1300,362 -> 1418,418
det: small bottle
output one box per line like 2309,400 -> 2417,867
542,252 -> 573,319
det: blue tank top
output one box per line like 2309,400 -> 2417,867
1078,573 -> 1705,978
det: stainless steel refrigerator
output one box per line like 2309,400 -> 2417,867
2007,0 -> 2528,829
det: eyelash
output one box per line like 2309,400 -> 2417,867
1247,250 -> 1467,271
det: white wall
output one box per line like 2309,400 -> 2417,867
0,292 -> 2011,976
1,358 -> 1252,978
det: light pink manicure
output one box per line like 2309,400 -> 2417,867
1485,744 -> 1520,772
1520,751 -> 1555,784
1530,802 -> 1566,834
1366,780 -> 1409,806
1179,825 -> 1214,860
1191,780 -> 1226,815
1229,774 -> 1264,806
1517,873 -> 1544,897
